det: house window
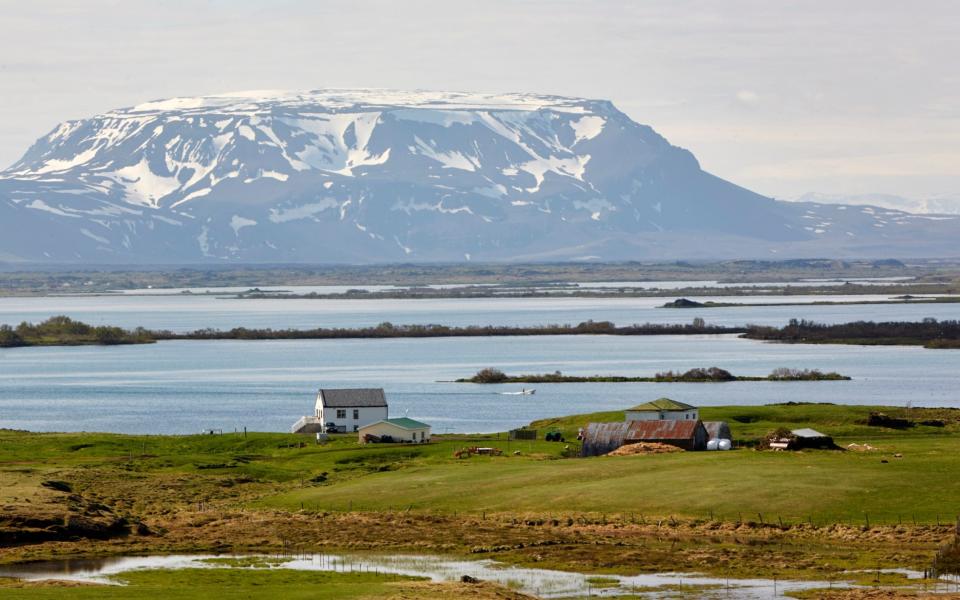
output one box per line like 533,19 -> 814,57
336,409 -> 346,419
353,425 -> 359,432
353,409 -> 359,420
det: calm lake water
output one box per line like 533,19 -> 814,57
1,292 -> 959,332
1,334 -> 957,434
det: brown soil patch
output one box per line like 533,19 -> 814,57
607,442 -> 683,456
378,580 -> 534,599
811,591 -> 960,599
0,577 -> 102,588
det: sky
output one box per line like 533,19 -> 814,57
1,0 -> 958,200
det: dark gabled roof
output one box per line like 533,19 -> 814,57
627,398 -> 697,412
703,421 -> 732,441
318,388 -> 387,408
625,419 -> 703,441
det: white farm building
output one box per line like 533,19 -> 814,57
359,418 -> 431,444
291,388 -> 388,434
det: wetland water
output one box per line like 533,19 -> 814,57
0,552 -> 879,599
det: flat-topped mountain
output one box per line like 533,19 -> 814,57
1,89 -> 957,263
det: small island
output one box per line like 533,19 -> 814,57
0,316 -> 154,348
742,319 -> 960,349
457,366 -> 850,383
662,296 -> 960,309
0,316 -> 746,349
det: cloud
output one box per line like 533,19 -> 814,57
735,90 -> 760,105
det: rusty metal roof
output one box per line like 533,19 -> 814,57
625,419 -> 701,441
581,422 -> 630,457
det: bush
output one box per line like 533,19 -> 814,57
471,368 -> 508,383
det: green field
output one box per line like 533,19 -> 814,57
0,569 -> 517,600
2,403 -> 960,598
2,403 -> 959,528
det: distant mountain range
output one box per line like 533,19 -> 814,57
1,89 -> 958,263
791,193 -> 960,216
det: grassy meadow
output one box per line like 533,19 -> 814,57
3,403 -> 960,593
2,403 -> 960,526
0,569 -> 529,600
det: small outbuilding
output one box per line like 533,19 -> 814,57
626,419 -> 708,451
703,421 -> 732,442
790,427 -> 835,449
359,417 -> 431,444
625,398 -> 699,422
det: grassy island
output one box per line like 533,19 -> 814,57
0,316 -> 154,348
457,366 -> 850,383
662,296 -> 960,309
1,317 -> 745,349
743,318 -> 960,349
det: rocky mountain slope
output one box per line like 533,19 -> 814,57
1,89 -> 957,263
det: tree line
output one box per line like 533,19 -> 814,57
743,318 -> 960,348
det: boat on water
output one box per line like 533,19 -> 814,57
501,388 -> 536,396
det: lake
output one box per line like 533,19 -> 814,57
1,291 -> 959,332
1,334 -> 956,434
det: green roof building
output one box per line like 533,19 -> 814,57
625,398 -> 699,422
358,417 -> 432,444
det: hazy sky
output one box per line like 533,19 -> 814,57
1,0 -> 957,199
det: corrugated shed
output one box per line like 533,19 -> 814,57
581,422 -> 629,457
625,419 -> 708,451
625,419 -> 701,441
703,421 -> 732,441
581,419 -> 709,455
319,388 -> 387,407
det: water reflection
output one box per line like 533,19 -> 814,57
0,552 -> 871,599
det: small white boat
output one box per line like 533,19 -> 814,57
501,388 -> 536,396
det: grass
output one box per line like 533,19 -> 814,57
3,404 -> 960,589
0,568 -> 445,599
266,434 -> 960,524
4,404 -> 960,526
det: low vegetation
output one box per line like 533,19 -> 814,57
664,296 -> 960,309
744,318 -> 960,349
0,316 -> 153,348
0,568 -> 526,600
458,366 -> 849,383
0,317 -> 744,349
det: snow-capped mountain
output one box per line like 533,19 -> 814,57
1,89 -> 958,263
792,193 -> 960,216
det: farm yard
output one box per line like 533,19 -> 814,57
3,403 -> 960,597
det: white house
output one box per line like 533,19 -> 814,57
625,398 -> 699,422
358,418 -> 431,444
291,388 -> 388,434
